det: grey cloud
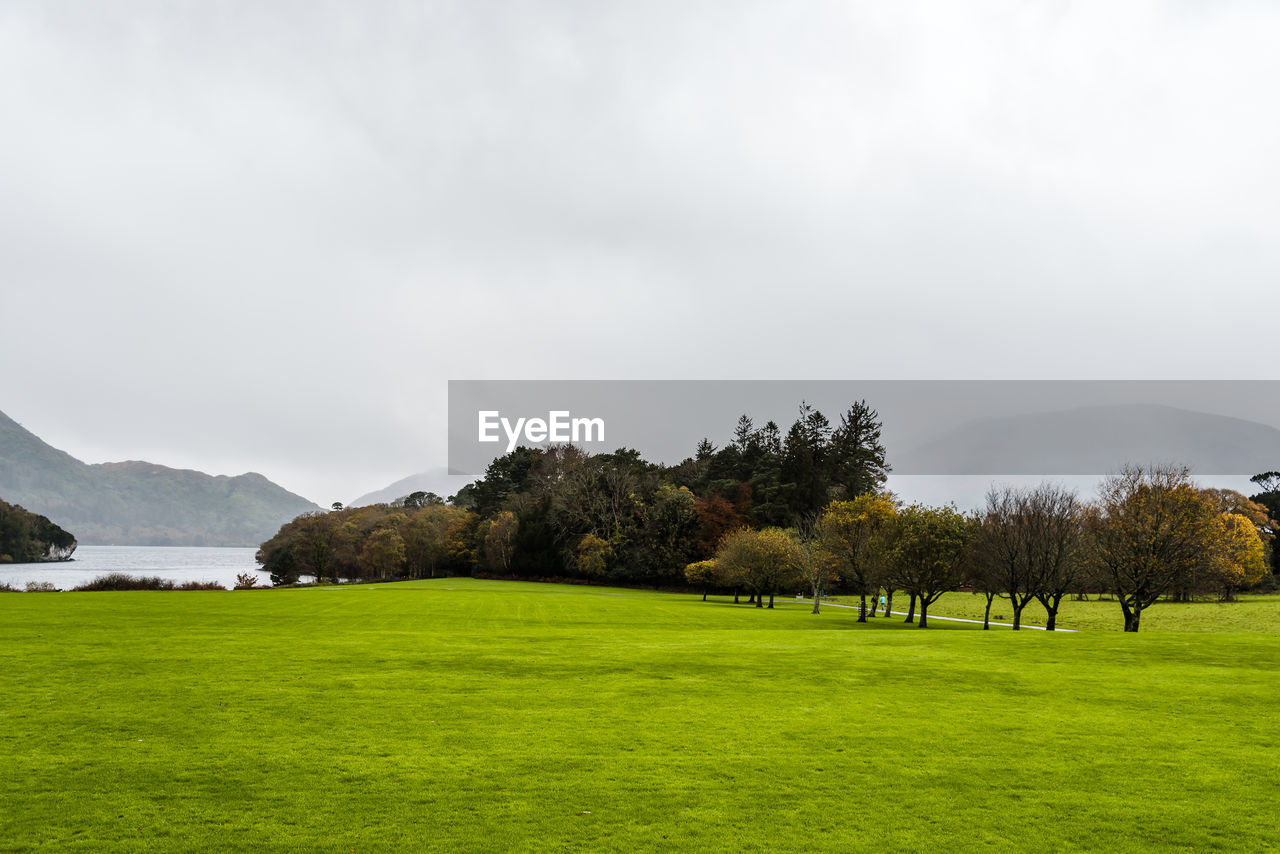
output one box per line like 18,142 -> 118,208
2,1 -> 1278,503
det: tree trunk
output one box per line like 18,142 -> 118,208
768,593 -> 775,609
1045,608 -> 1056,631
1120,599 -> 1140,632
857,591 -> 868,623
734,591 -> 740,604
918,599 -> 929,628
755,594 -> 763,609
702,590 -> 708,602
983,593 -> 993,630
811,588 -> 820,614
868,590 -> 879,617
884,589 -> 895,617
904,592 -> 916,624
1011,600 -> 1024,631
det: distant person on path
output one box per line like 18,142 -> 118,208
879,595 -> 887,615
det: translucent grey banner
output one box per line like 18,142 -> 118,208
448,380 -> 1280,478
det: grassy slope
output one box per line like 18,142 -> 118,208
2,580 -> 1276,853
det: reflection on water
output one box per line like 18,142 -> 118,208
0,545 -> 274,591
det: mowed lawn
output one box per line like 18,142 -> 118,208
914,591 -> 1280,632
1,581 -> 1277,853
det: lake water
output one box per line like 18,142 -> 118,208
0,545 -> 274,591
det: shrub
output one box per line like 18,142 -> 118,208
0,581 -> 18,592
177,581 -> 226,591
233,572 -> 260,590
72,573 -> 175,591
24,581 -> 59,592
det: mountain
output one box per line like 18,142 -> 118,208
893,404 -> 1280,476
350,469 -> 476,507
0,409 -> 321,546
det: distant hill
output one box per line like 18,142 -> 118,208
894,403 -> 1280,476
350,469 -> 476,507
0,409 -> 321,546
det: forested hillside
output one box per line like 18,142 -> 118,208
0,498 -> 76,563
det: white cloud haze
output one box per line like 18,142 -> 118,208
2,1 -> 1278,503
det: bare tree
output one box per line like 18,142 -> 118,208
964,552 -> 1000,630
1024,484 -> 1084,631
971,484 -> 1084,631
972,486 -> 1039,630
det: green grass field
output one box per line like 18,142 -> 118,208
906,590 -> 1280,632
3,580 -> 1277,853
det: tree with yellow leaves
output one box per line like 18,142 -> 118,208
684,559 -> 718,601
1213,513 -> 1268,601
575,533 -> 611,583
1085,465 -> 1221,632
714,527 -> 803,609
817,494 -> 897,621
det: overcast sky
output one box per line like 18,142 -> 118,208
3,1 -> 1278,505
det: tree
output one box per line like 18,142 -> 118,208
888,504 -> 973,628
972,484 -> 1083,630
965,557 -> 999,631
400,491 -> 445,509
685,559 -> 718,601
575,534 -> 611,582
818,494 -> 897,621
639,484 -> 698,580
1212,513 -> 1267,601
402,505 -> 470,578
715,527 -> 803,609
294,512 -> 334,583
1084,465 -> 1221,632
1248,472 -> 1280,575
1250,471 -> 1280,494
693,490 -> 751,558
483,511 -> 518,573
1023,485 -> 1084,631
972,487 -> 1039,630
793,525 -> 839,614
359,528 -> 406,581
732,415 -> 755,449
781,402 -> 832,522
471,446 -> 544,516
829,400 -> 890,499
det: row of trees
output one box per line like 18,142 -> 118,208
258,401 -> 890,586
255,397 -> 1279,629
256,498 -> 474,584
688,465 -> 1271,632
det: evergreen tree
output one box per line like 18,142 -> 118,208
829,400 -> 890,499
